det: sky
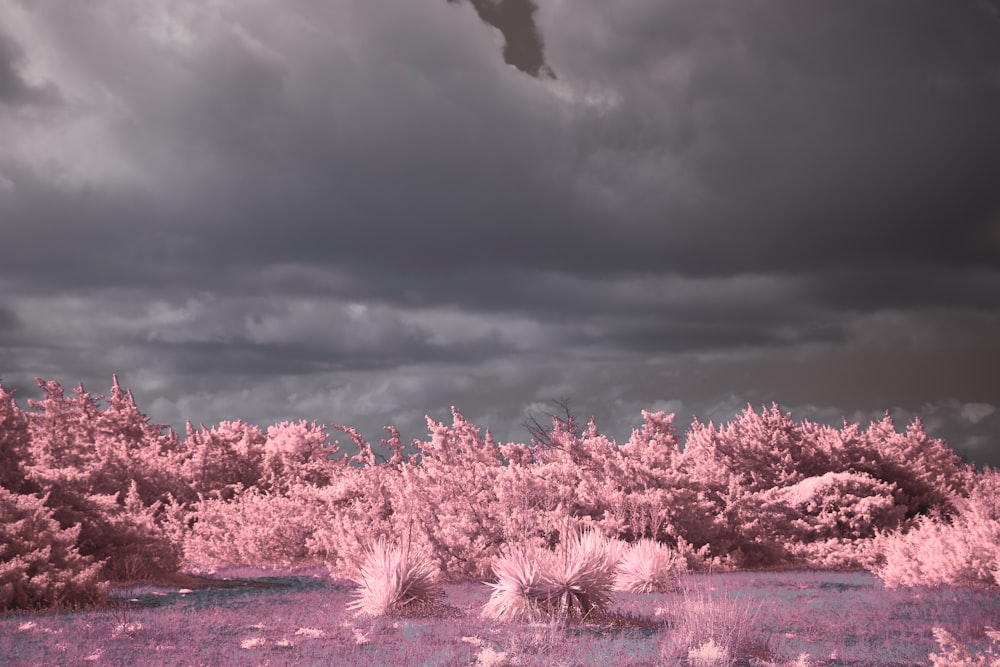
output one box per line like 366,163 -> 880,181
1,0 -> 999,466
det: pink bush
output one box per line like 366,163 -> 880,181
182,486 -> 320,571
386,409 -> 510,580
182,420 -> 267,500
0,487 -> 105,610
929,627 -> 1000,667
16,378 -> 185,583
677,405 -> 973,568
306,445 -> 399,578
875,469 -> 1000,589
262,420 -> 339,491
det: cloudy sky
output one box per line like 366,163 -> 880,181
1,0 -> 999,466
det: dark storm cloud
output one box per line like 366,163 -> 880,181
804,267 -> 1000,313
0,306 -> 17,333
449,0 -> 554,78
3,0 -> 999,292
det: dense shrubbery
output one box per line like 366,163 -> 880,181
875,468 -> 1000,589
0,376 -> 992,614
0,487 -> 105,610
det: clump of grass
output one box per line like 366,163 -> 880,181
347,537 -> 443,617
661,584 -> 772,665
614,538 -> 681,593
482,529 -> 622,622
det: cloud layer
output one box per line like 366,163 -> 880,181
1,0 -> 998,465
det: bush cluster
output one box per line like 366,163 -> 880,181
1,376 -> 993,616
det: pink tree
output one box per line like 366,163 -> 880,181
389,408 -> 509,580
0,384 -> 33,494
0,486 -> 106,610
181,419 -> 267,500
262,420 -> 340,491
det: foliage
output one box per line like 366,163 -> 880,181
262,420 -> 339,491
875,468 -> 1000,589
0,487 -> 106,611
0,375 -> 990,613
389,408 -> 509,580
182,420 -> 267,501
929,627 -> 1000,667
0,385 -> 33,495
182,486 -> 320,571
677,404 -> 974,568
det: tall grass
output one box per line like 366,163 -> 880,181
660,583 -> 773,665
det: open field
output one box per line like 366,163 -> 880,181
2,567 -> 997,667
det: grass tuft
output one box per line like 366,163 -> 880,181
347,537 -> 443,617
661,584 -> 772,665
482,529 -> 622,622
614,538 -> 681,593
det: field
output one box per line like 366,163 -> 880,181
2,566 -> 998,667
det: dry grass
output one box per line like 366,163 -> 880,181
661,584 -> 773,665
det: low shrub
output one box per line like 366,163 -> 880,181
482,530 -> 622,622
347,537 -> 443,617
614,538 -> 682,593
875,470 -> 1000,589
182,487 -> 318,572
928,627 -> 1000,667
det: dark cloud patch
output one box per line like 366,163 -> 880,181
0,29 -> 59,106
0,306 -> 18,333
805,268 -> 1000,313
449,0 -> 553,78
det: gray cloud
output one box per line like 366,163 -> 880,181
0,0 -> 998,465
0,29 -> 58,106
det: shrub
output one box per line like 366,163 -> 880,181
0,487 -> 106,611
482,530 -> 622,622
347,537 -> 443,617
928,627 -> 1000,667
614,538 -> 682,593
875,469 -> 1000,589
182,486 -> 320,572
660,585 -> 772,665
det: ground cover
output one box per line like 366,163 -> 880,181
2,567 -> 997,666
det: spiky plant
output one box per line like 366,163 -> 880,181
483,529 -> 622,622
614,538 -> 680,593
347,537 -> 442,616
482,546 -> 547,621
